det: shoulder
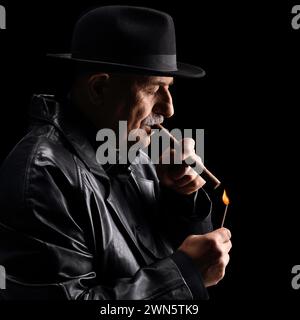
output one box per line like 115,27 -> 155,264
0,124 -> 79,207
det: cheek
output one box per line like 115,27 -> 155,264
128,101 -> 152,127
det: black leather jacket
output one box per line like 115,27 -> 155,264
0,94 -> 213,300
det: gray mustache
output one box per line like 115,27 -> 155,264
142,114 -> 164,126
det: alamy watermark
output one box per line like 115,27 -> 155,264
291,5 -> 300,30
95,121 -> 205,174
291,265 -> 300,290
0,265 -> 5,289
0,4 -> 6,30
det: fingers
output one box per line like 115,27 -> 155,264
210,227 -> 231,243
204,228 -> 232,263
159,138 -> 197,165
178,230 -> 232,288
223,240 -> 232,252
156,138 -> 206,194
179,229 -> 232,288
206,253 -> 230,286
170,164 -> 191,180
175,176 -> 206,194
158,152 -> 206,194
181,138 -> 196,161
175,173 -> 201,188
213,255 -> 229,275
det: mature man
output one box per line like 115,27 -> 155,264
0,6 -> 231,300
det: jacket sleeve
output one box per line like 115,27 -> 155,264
0,154 -> 206,300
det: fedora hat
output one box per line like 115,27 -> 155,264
48,6 -> 205,78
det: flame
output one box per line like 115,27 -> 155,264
222,190 -> 230,205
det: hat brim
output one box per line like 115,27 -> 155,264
47,54 -> 205,78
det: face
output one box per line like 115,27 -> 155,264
100,74 -> 174,147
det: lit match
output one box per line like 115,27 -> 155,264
221,189 -> 230,227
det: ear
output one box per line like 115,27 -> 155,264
87,73 -> 110,105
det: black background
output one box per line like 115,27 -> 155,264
0,1 -> 298,318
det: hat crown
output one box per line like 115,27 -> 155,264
47,5 -> 205,78
71,6 -> 177,66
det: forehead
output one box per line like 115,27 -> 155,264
134,75 -> 174,86
107,73 -> 174,90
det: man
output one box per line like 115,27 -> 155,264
0,6 -> 231,300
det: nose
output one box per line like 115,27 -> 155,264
153,87 -> 174,118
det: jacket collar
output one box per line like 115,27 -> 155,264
29,94 -> 110,181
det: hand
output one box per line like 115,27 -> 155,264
178,228 -> 232,287
155,138 -> 206,195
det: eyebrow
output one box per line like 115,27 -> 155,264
147,79 -> 174,86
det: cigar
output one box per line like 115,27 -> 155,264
154,124 -> 221,190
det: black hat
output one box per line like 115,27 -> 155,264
48,6 -> 205,78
